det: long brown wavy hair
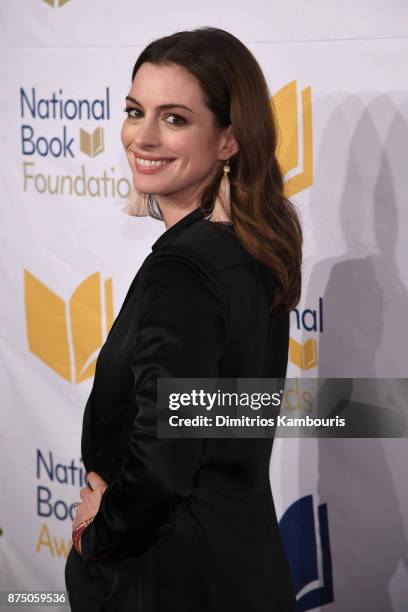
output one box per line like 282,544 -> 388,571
131,27 -> 302,312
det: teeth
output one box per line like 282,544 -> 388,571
136,157 -> 173,167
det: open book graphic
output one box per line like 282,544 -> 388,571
80,127 -> 104,157
289,337 -> 317,370
279,495 -> 334,610
24,270 -> 113,383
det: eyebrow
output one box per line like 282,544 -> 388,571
125,95 -> 194,113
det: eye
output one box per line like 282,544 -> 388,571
123,107 -> 142,118
164,114 -> 187,126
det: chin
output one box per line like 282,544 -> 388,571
133,179 -> 177,196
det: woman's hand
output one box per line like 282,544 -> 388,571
72,471 -> 108,554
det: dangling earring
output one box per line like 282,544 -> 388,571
209,160 -> 231,223
122,184 -> 150,216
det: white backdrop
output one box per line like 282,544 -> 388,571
1,1 -> 407,610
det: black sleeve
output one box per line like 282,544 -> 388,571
80,248 -> 228,564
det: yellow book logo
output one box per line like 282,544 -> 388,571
24,270 -> 114,383
289,337 -> 317,370
80,127 -> 104,157
272,81 -> 313,197
42,0 -> 71,7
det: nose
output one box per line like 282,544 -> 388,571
128,115 -> 161,150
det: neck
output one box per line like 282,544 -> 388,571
155,183 -> 205,230
158,201 -> 200,230
155,163 -> 222,229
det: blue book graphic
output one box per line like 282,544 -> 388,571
279,495 -> 334,610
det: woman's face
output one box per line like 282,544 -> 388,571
121,62 -> 236,204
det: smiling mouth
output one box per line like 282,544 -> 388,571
135,156 -> 175,168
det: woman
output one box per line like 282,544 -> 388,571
65,26 -> 302,612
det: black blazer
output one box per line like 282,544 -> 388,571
65,207 -> 296,612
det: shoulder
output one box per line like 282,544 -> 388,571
152,218 -> 255,274
142,218 -> 267,306
138,247 -> 229,348
140,236 -> 229,315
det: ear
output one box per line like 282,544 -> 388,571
219,125 -> 239,160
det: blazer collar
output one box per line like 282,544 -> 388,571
152,207 -> 205,251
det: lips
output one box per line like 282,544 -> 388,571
133,154 -> 175,174
136,157 -> 173,167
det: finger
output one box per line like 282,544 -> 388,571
73,507 -> 92,530
80,488 -> 92,500
86,471 -> 108,491
72,506 -> 87,529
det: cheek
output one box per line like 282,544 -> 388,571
121,121 -> 131,149
171,131 -> 217,162
166,133 -> 193,157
